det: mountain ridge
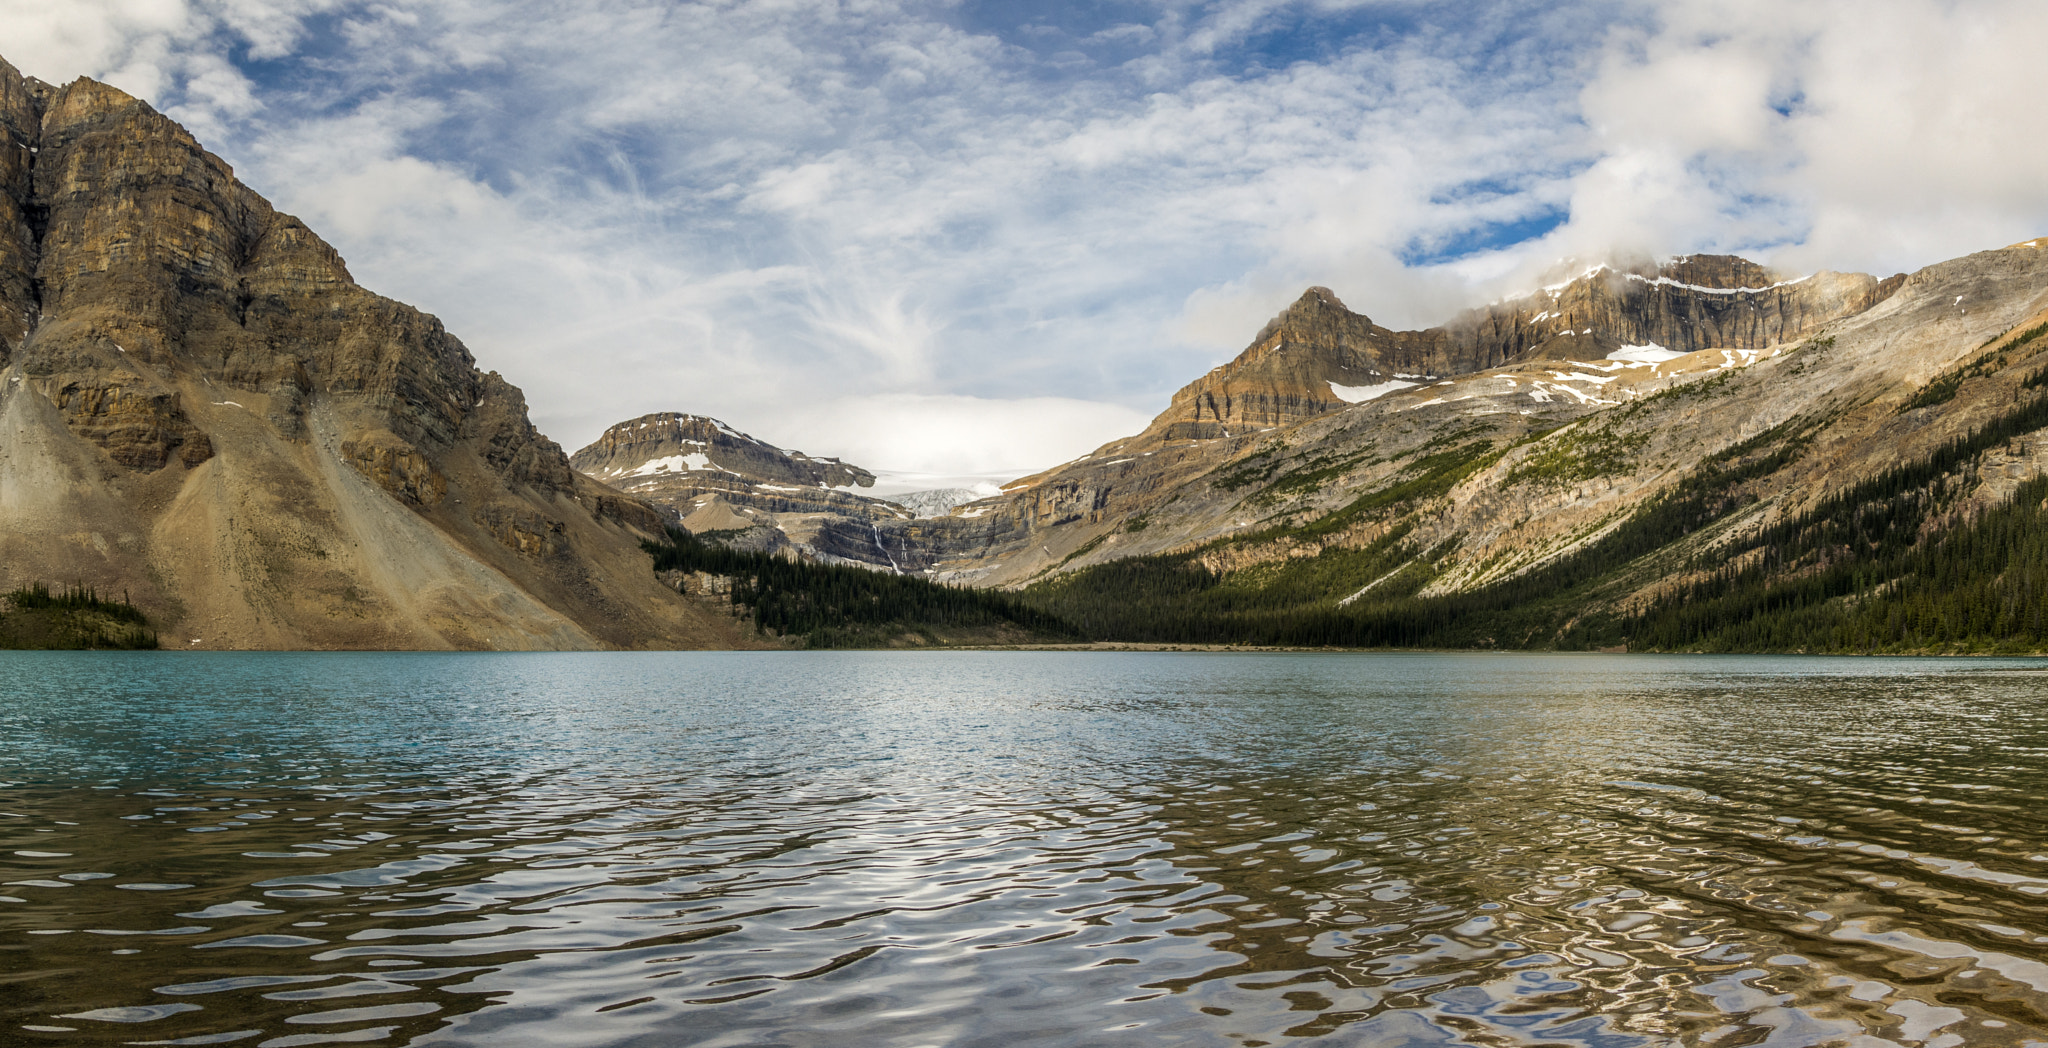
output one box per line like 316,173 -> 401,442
0,57 -> 757,650
12,53 -> 2048,653
998,238 -> 2048,651
812,249 -> 1916,586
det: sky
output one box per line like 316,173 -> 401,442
10,0 -> 2048,490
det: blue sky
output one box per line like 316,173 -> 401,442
12,0 -> 2048,487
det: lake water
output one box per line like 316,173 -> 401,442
5,652 -> 2048,1047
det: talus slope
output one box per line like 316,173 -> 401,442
0,57 -> 753,650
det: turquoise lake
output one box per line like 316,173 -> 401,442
6,651 -> 2048,1046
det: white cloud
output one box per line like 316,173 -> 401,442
1515,0 -> 2048,278
777,393 -> 1154,488
9,0 -> 2048,478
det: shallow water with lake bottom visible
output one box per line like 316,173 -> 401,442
6,651 -> 2048,1046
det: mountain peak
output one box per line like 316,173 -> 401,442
1304,285 -> 1349,310
572,412 -> 874,489
1656,254 -> 1781,290
0,55 -> 742,649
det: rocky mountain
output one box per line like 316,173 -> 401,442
570,412 -> 918,565
1142,258 -> 1892,441
0,57 -> 757,650
593,254 -> 1935,590
870,236 -> 2048,651
852,253 -> 1910,584
20,54 -> 2045,654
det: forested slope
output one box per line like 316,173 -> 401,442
1017,255 -> 2048,654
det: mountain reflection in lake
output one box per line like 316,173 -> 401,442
5,651 -> 2048,1047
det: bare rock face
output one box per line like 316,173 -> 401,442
1442,256 -> 1898,367
1153,287 -> 1442,440
0,57 -> 753,650
573,412 -> 875,492
1146,258 -> 1898,440
570,412 -> 913,566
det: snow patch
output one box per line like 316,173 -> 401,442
1628,273 -> 1812,295
1542,264 -> 1610,293
620,452 -> 721,477
1526,381 -> 1614,406
1327,378 -> 1418,403
1608,343 -> 1685,363
1549,383 -> 1616,405
1716,348 -> 1762,371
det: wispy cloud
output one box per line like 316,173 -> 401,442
7,0 -> 2046,480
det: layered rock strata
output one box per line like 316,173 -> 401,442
1149,258 -> 1896,440
570,412 -> 914,565
0,57 -> 756,649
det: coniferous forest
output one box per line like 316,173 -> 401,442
1014,383 -> 2048,654
655,383 -> 2048,653
0,583 -> 159,650
643,321 -> 2048,655
644,527 -> 1077,647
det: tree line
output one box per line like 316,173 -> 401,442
643,526 -> 1077,647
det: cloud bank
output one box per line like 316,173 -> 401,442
7,0 -> 2047,482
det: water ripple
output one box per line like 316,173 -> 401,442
5,652 -> 2048,1045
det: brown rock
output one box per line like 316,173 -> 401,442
571,412 -> 917,567
0,55 -> 758,650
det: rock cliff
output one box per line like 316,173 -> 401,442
1146,258 -> 1895,440
570,412 -> 915,566
0,57 -> 756,649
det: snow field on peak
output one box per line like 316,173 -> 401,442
1626,273 -> 1811,296
1328,378 -> 1419,403
617,451 -> 722,478
1608,343 -> 1685,364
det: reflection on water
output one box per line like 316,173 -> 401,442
5,652 -> 2048,1046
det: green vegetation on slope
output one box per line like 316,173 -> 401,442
1506,421 -> 1648,487
644,527 -> 1076,648
1627,387 -> 2048,652
0,583 -> 159,650
1025,383 -> 2048,653
1024,413 -> 1814,648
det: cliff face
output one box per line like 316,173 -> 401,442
1147,258 -> 1896,440
0,58 -> 754,649
1152,288 -> 1438,440
573,413 -> 877,493
1443,256 -> 1898,367
570,412 -> 914,565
